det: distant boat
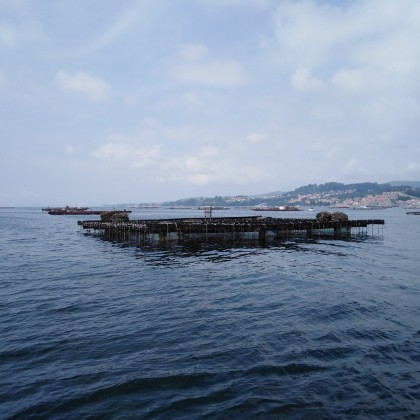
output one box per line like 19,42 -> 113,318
48,208 -> 102,215
47,207 -> 132,215
197,206 -> 230,210
308,208 -> 315,212
42,206 -> 89,212
252,206 -> 301,212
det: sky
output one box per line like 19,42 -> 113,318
1,0 -> 420,206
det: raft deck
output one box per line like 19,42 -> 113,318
78,216 -> 384,242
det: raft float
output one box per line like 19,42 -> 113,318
78,211 -> 384,243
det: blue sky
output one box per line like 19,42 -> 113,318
1,0 -> 420,206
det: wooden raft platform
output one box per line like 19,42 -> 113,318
78,216 -> 384,242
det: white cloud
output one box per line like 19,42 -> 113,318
84,2 -> 149,52
331,68 -> 368,95
158,148 -> 270,188
92,128 -> 270,189
200,146 -> 219,158
3,1 -> 420,205
247,132 -> 269,143
204,0 -> 271,10
343,158 -> 359,172
0,17 -> 48,49
184,156 -> 200,171
91,142 -> 161,169
0,23 -> 16,46
408,162 -> 420,172
165,125 -> 195,141
65,145 -> 75,155
188,173 -> 210,186
271,1 -> 405,65
55,70 -> 111,102
272,0 -> 420,94
0,70 -> 7,88
177,44 -> 208,61
21,188 -> 42,200
272,0 -> 356,66
182,91 -> 200,104
291,67 -> 324,92
169,44 -> 246,87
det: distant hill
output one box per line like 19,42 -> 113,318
252,190 -> 283,197
161,181 -> 420,207
388,181 -> 420,189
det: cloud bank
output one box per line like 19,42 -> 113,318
55,70 -> 111,102
1,0 -> 419,205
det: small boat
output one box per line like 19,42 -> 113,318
197,206 -> 230,210
252,205 -> 301,212
47,207 -> 132,215
129,204 -> 160,209
42,206 -> 89,212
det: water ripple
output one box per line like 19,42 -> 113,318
1,208 -> 419,418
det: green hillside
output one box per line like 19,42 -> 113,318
162,182 -> 420,207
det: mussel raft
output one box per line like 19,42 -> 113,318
78,215 -> 384,242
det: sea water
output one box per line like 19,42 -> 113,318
0,207 -> 419,418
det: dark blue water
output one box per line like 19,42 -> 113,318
1,207 -> 419,418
